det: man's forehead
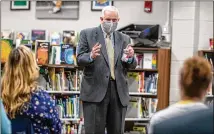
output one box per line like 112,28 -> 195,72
103,10 -> 118,18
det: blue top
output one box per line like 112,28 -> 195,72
19,87 -> 62,134
1,100 -> 12,134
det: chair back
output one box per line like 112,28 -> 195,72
11,116 -> 34,134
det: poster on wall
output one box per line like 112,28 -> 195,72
36,1 -> 79,19
10,0 -> 30,10
91,0 -> 114,11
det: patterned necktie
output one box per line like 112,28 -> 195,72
105,34 -> 115,80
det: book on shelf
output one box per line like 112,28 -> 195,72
50,32 -> 61,45
204,52 -> 213,95
126,97 -> 158,119
38,67 -> 82,92
1,29 -> 79,66
31,30 -> 47,42
52,95 -> 80,119
136,52 -> 157,69
35,40 -> 50,65
77,119 -> 85,134
62,123 -> 78,134
61,44 -> 77,65
62,30 -> 76,45
1,39 -> 13,63
16,31 -> 29,40
15,31 -> 30,47
1,29 -> 14,40
20,40 -> 33,49
127,72 -> 158,94
49,45 -> 61,64
125,122 -> 147,134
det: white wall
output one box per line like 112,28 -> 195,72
198,2 -> 213,50
169,1 -> 213,105
1,1 -> 168,32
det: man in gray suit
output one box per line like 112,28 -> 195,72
77,6 -> 137,134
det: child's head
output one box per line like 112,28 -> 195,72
1,45 -> 39,118
179,56 -> 212,100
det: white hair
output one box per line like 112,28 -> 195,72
101,6 -> 119,17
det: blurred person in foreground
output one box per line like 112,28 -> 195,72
1,45 -> 62,133
152,107 -> 213,134
149,56 -> 213,134
77,6 -> 137,134
1,99 -> 12,134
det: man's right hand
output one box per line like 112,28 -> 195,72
90,43 -> 101,59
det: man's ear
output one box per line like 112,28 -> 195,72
100,17 -> 104,23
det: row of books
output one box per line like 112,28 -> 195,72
51,94 -> 157,120
52,95 -> 80,119
38,69 -> 158,94
127,72 -> 158,94
1,29 -> 79,46
62,123 -> 78,134
125,122 -> 147,134
126,97 -> 158,119
1,38 -> 77,66
204,52 -> 213,95
136,53 -> 157,69
38,68 -> 83,91
35,40 -> 77,65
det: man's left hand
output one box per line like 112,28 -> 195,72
125,45 -> 134,58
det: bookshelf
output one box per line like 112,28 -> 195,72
133,47 -> 171,110
47,91 -> 80,94
125,118 -> 150,121
60,118 -> 80,122
124,47 -> 171,133
198,50 -> 214,108
1,29 -> 171,134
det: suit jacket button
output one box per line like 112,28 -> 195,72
106,76 -> 109,78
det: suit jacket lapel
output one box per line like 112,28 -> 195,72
94,26 -> 109,66
114,31 -> 122,66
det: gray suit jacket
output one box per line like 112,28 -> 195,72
77,26 -> 137,106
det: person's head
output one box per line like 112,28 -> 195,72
1,45 -> 39,118
179,56 -> 212,101
100,6 -> 120,34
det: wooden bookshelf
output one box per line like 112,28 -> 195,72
125,48 -> 171,133
133,47 -> 159,51
198,49 -> 214,99
157,48 -> 171,110
1,44 -> 171,134
129,92 -> 157,98
60,118 -> 80,122
129,68 -> 158,72
125,118 -> 150,121
38,64 -> 77,68
198,50 -> 213,55
46,90 -> 80,94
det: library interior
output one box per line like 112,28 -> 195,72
0,1 -> 213,134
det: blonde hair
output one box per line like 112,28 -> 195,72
1,45 -> 39,119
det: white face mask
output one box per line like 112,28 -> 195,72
102,21 -> 118,34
